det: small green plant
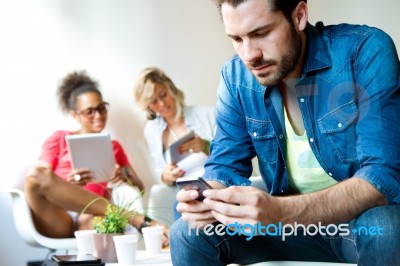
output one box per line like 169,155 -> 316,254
82,193 -> 143,234
81,168 -> 144,234
93,204 -> 130,234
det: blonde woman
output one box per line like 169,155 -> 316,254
134,67 -> 216,219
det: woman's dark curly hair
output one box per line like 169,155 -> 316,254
57,71 -> 102,114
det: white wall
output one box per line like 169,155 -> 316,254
308,0 -> 400,52
0,0 -> 399,265
0,0 -> 233,189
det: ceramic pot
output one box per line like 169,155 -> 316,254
92,233 -> 123,263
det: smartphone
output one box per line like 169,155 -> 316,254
176,176 -> 213,200
51,254 -> 103,265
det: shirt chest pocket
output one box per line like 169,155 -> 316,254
318,101 -> 358,162
246,118 -> 277,163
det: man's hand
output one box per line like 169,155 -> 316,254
203,179 -> 386,227
176,180 -> 226,227
202,186 -> 281,226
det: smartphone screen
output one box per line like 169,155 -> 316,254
176,177 -> 213,200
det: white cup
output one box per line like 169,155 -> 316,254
113,234 -> 139,265
74,230 -> 96,255
141,225 -> 164,253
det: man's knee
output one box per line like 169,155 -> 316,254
170,219 -> 210,248
356,205 -> 400,234
170,218 -> 188,244
354,206 -> 400,257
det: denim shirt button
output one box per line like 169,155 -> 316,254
279,134 -> 284,139
328,172 -> 333,176
300,98 -> 305,103
338,123 -> 343,128
309,138 -> 314,143
253,132 -> 257,137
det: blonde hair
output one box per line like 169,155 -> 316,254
133,67 -> 185,120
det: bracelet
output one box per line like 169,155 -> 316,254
203,140 -> 210,155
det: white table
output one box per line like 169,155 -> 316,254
106,250 -> 172,266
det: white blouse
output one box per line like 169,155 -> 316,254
143,105 -> 216,179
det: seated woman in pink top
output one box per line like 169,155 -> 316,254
39,129 -> 134,198
25,71 -> 168,245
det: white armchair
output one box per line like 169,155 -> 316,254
0,166 -> 77,254
147,184 -> 179,227
1,188 -> 77,252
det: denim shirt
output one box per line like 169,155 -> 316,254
203,23 -> 400,205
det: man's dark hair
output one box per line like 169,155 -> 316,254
213,0 -> 307,22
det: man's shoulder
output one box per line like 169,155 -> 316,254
220,54 -> 262,91
322,23 -> 386,40
222,54 -> 244,70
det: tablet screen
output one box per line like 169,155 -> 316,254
65,133 -> 115,181
168,130 -> 195,164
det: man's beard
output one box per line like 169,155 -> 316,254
249,26 -> 302,87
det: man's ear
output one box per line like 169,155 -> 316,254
293,1 -> 308,31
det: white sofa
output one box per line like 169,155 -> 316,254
146,177 -> 356,266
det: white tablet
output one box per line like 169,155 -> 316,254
65,133 -> 115,181
169,130 -> 195,164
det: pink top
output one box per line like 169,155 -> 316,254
39,130 -> 130,197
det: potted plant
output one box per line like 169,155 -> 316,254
81,183 -> 143,263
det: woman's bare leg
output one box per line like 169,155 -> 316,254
25,166 -> 168,242
24,166 -> 107,237
77,214 -> 96,230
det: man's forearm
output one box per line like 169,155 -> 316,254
280,178 -> 387,225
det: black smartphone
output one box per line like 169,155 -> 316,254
51,254 -> 103,265
176,177 -> 213,200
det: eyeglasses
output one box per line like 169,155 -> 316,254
76,102 -> 109,119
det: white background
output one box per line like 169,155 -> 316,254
0,0 -> 399,265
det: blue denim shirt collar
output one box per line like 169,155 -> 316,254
302,23 -> 332,75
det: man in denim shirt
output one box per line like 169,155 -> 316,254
171,0 -> 400,265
